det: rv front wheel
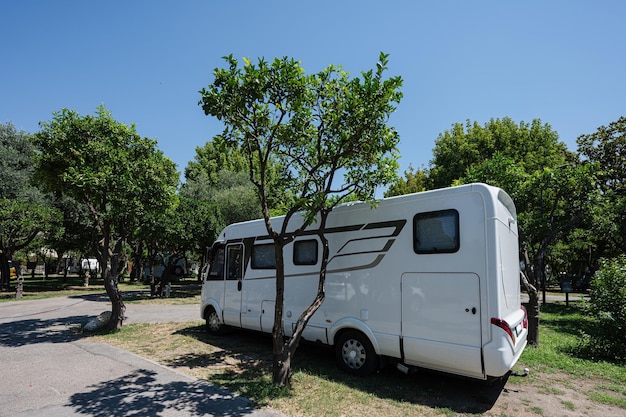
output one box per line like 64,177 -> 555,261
335,330 -> 379,376
205,308 -> 224,335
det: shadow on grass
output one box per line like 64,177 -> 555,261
174,325 -> 508,414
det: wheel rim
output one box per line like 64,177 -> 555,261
341,338 -> 366,369
207,312 -> 221,332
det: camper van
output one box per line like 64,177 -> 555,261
200,183 -> 527,380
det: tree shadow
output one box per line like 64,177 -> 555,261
0,315 -> 87,347
177,324 -> 509,414
68,368 -> 264,417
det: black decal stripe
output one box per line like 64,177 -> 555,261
363,219 -> 407,237
334,239 -> 395,257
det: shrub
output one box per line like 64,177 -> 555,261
581,255 -> 626,362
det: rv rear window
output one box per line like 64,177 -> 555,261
413,209 -> 460,254
251,243 -> 276,269
293,239 -> 318,265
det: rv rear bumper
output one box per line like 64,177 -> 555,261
483,333 -> 527,377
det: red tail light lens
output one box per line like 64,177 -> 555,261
521,305 -> 528,329
491,318 -> 515,344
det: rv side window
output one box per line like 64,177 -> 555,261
293,239 -> 318,265
207,246 -> 225,280
413,209 -> 460,254
251,243 -> 276,269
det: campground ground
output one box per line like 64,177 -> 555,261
1,279 -> 625,416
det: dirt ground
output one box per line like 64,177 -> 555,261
480,370 -> 623,417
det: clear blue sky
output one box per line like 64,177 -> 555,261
2,1 -> 624,186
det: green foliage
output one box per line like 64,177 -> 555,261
33,106 -> 179,233
581,256 -> 626,362
577,116 -> 625,192
384,165 -> 429,197
33,106 -> 179,327
429,117 -> 571,189
0,123 -> 42,202
200,52 -> 403,224
200,52 -> 403,385
0,199 -> 62,252
0,122 -> 62,289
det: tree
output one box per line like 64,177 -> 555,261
429,118 -> 572,189
0,122 -> 61,294
33,106 -> 179,329
384,164 -> 430,197
199,52 -> 402,386
577,116 -> 626,193
182,136 -> 294,217
576,116 -> 626,256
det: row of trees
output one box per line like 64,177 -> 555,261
1,51 -> 623,386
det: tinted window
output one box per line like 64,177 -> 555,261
293,239 -> 318,265
252,243 -> 276,269
413,209 -> 459,253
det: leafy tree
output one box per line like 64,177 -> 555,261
576,116 -> 626,256
183,136 -> 250,187
199,53 -> 402,386
0,122 -> 60,294
182,136 -> 294,217
0,200 -> 62,294
182,168 -> 262,227
577,116 -> 626,192
33,106 -> 179,329
429,118 -> 571,189
384,164 -> 430,197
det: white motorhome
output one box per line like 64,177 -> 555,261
200,183 -> 527,380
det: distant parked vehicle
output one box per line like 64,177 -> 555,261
81,258 -> 99,271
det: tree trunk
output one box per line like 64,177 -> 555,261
520,236 -> 540,346
526,280 -> 540,346
105,255 -> 126,330
272,240 -> 288,386
272,215 -> 331,387
15,263 -> 24,299
104,274 -> 125,330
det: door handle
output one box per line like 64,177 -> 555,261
237,280 -> 242,291
465,307 -> 477,315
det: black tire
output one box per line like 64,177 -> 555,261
205,307 -> 225,335
335,330 -> 379,376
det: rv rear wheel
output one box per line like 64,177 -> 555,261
205,308 -> 224,335
335,330 -> 379,376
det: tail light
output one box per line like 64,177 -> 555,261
491,318 -> 515,344
521,305 -> 528,329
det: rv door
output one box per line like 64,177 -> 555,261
222,243 -> 244,327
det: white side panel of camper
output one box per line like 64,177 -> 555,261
200,183 -> 527,380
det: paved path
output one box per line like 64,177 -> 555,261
0,294 -> 283,417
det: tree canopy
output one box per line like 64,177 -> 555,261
0,122 -> 61,293
199,52 -> 402,386
428,118 -> 572,189
33,106 -> 179,329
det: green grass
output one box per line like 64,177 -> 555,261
91,301 -> 626,417
0,274 -> 200,304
